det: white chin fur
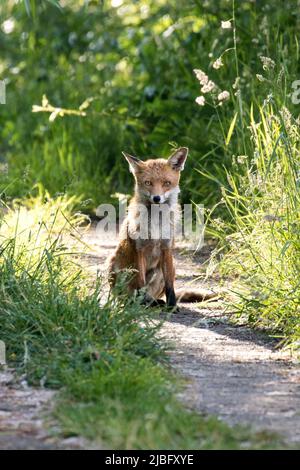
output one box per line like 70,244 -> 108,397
165,187 -> 180,205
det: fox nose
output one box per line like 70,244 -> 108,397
153,195 -> 161,203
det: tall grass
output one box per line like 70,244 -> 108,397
193,27 -> 299,350
209,102 -> 300,350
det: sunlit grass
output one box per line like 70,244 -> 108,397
207,102 -> 300,351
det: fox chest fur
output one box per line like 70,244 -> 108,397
120,197 -> 180,267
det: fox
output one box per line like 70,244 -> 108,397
108,147 -> 216,310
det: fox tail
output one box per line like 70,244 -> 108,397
175,288 -> 219,303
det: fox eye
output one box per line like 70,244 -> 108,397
164,181 -> 171,187
144,180 -> 152,186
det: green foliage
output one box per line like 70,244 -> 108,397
1,0 -> 299,211
22,0 -> 62,18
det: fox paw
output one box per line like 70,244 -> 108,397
142,294 -> 166,307
166,304 -> 180,313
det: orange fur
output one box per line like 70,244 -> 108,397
108,147 -> 216,309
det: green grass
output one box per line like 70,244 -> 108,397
0,197 -> 283,449
204,90 -> 300,350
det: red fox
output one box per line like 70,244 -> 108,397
108,147 -> 215,310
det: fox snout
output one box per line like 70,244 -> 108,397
152,195 -> 161,204
150,193 -> 168,204
146,187 -> 173,204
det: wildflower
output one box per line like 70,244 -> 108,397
277,67 -> 284,83
221,20 -> 232,29
256,74 -> 265,82
279,106 -> 292,129
260,16 -> 269,36
218,90 -> 230,103
201,80 -> 216,94
232,77 -> 240,90
213,57 -> 223,69
193,69 -> 208,86
236,155 -> 248,164
1,18 -> 15,34
0,163 -> 8,174
195,96 -> 205,106
211,217 -> 227,230
260,56 -> 275,70
10,67 -> 20,75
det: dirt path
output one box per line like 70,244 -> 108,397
79,225 -> 300,447
0,224 -> 299,449
0,369 -> 89,449
0,369 -> 56,450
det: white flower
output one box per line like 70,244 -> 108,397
236,155 -> 248,164
260,56 -> 275,70
221,20 -> 232,29
193,69 -> 208,86
232,77 -> 240,90
2,18 -> 15,34
201,80 -> 216,94
213,57 -> 223,69
195,96 -> 205,106
218,90 -> 230,102
256,74 -> 265,82
10,67 -> 20,75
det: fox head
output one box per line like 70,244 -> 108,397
122,147 -> 188,205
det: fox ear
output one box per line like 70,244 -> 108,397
168,147 -> 189,171
122,152 -> 143,173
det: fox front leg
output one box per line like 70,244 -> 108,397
134,249 -> 166,307
161,248 -> 177,309
135,248 -> 146,288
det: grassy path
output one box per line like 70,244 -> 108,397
0,223 -> 299,449
79,225 -> 300,447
